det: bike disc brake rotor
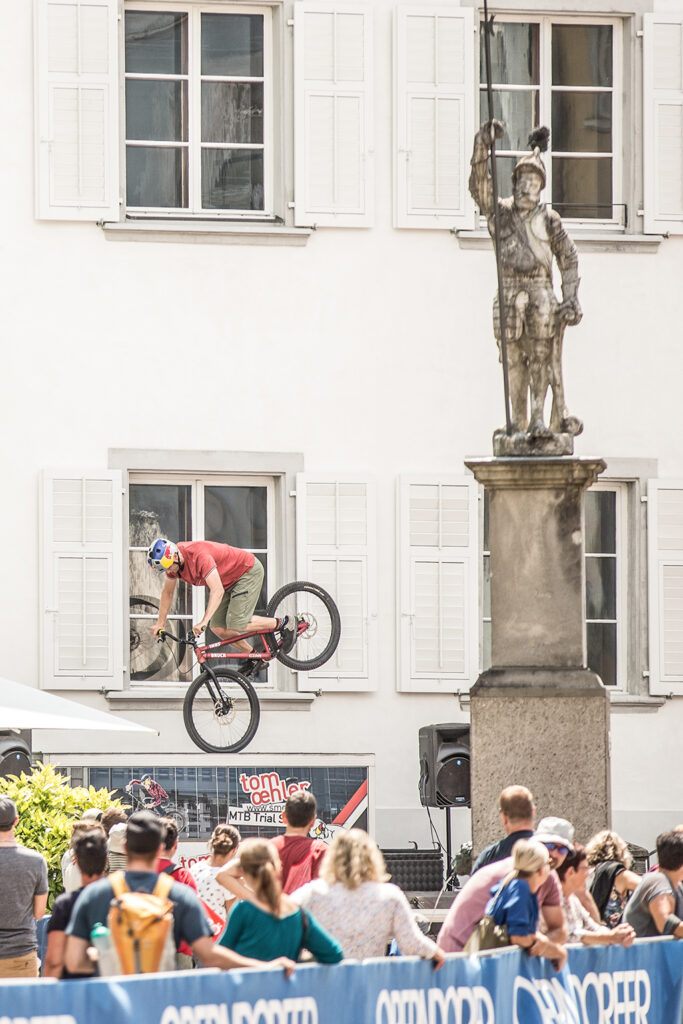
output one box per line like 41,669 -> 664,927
213,694 -> 238,725
298,613 -> 318,639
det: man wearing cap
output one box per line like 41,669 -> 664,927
438,815 -> 574,952
469,120 -> 582,440
65,811 -> 294,976
471,785 -> 536,874
0,795 -> 49,978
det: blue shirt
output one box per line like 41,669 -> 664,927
67,870 -> 211,951
471,830 -> 535,874
485,876 -> 539,937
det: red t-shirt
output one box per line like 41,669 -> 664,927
169,541 -> 255,590
271,835 -> 328,894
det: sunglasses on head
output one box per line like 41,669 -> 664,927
544,842 -> 569,855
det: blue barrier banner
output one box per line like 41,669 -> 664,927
2,938 -> 682,1024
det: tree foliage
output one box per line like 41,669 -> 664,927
0,762 -> 124,906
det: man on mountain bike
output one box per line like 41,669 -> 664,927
147,538 -> 294,671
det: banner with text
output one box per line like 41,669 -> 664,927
3,939 -> 683,1024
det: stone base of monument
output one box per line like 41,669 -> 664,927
492,428 -> 575,457
465,455 -> 611,850
469,668 -> 610,847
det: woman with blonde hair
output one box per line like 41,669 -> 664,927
476,838 -> 567,971
290,828 -> 445,965
191,824 -> 241,920
217,838 -> 343,964
586,830 -> 641,927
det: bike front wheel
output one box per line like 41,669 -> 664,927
266,581 -> 341,671
183,670 -> 260,754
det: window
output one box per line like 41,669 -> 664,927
124,5 -> 272,215
479,17 -> 621,224
128,474 -> 273,683
481,483 -> 627,687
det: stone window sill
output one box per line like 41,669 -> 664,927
101,219 -> 311,247
455,230 -> 663,254
608,693 -> 667,709
107,687 -> 315,711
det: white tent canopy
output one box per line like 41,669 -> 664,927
0,677 -> 156,733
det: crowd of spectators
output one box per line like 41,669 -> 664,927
0,785 -> 682,983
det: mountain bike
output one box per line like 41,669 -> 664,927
157,580 -> 340,754
123,776 -> 189,833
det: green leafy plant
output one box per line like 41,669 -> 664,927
0,762 -> 124,907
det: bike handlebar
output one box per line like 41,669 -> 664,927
157,628 -> 197,647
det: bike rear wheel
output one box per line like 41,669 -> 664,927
163,806 -> 188,834
266,581 -> 341,671
183,669 -> 260,754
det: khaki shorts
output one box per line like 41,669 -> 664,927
210,559 -> 264,633
0,950 -> 39,978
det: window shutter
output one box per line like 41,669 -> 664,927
293,3 -> 374,227
41,471 -> 124,690
647,480 -> 683,695
643,14 -> 683,235
295,475 -> 376,691
398,475 -> 478,691
394,6 -> 475,230
35,0 -> 120,221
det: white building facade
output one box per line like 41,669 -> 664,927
2,0 -> 683,853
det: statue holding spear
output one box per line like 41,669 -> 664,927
472,3 -> 584,456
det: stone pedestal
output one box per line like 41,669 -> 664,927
465,457 -> 612,849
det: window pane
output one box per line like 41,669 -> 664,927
586,557 -> 616,620
201,149 -> 264,210
585,491 -> 616,554
479,90 -> 538,151
482,620 -> 491,671
483,554 -> 491,618
129,553 -> 191,616
126,80 -> 187,142
480,22 -> 539,85
552,157 -> 611,219
130,614 -> 193,682
204,486 -> 267,549
587,621 -> 616,685
552,25 -> 612,88
130,484 -> 192,545
125,12 -> 187,75
175,768 -> 199,838
552,92 -> 611,153
202,83 -> 263,144
201,14 -> 264,77
126,146 -> 188,208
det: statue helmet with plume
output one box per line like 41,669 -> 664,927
512,126 -> 550,188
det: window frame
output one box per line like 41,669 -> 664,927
123,0 -> 275,219
585,480 -> 628,690
478,12 -> 624,230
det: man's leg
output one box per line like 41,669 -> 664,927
210,561 -> 275,654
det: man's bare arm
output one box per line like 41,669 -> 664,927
64,935 -> 96,976
151,576 -> 178,636
539,903 -> 568,945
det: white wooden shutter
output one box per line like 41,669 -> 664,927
394,6 -> 475,230
643,14 -> 683,235
398,476 -> 478,691
293,3 -> 373,227
41,471 -> 123,690
295,475 -> 376,691
35,0 -> 120,221
647,480 -> 683,695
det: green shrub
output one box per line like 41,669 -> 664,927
0,762 -> 125,907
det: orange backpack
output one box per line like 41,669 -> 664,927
108,871 -> 176,974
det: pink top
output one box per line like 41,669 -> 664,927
169,541 -> 255,590
437,856 -> 561,953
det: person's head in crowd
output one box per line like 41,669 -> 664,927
160,817 -> 179,857
321,828 -> 389,890
80,807 -> 104,824
656,830 -> 683,874
73,829 -> 108,882
210,824 -> 241,858
68,819 -> 106,849
510,838 -> 551,892
535,816 -> 574,869
555,843 -> 589,891
108,823 -> 127,851
124,811 -> 164,866
237,839 -> 283,916
585,829 -> 632,869
0,795 -> 18,835
498,786 -> 535,830
283,791 -> 317,832
100,806 -> 128,836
